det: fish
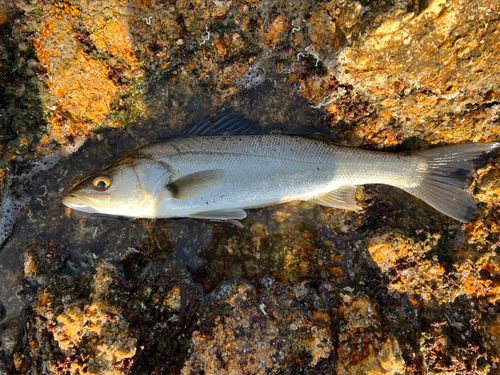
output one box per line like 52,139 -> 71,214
62,113 -> 500,224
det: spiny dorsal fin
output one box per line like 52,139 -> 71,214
183,110 -> 336,138
166,169 -> 225,200
309,185 -> 361,211
183,110 -> 264,136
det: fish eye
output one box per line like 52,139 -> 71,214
93,176 -> 112,191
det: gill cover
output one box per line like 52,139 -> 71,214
64,154 -> 173,217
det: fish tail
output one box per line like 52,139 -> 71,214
402,142 -> 500,222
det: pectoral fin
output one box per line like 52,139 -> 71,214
189,209 -> 247,221
166,169 -> 225,200
309,185 -> 361,211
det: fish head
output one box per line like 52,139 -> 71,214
62,154 -> 172,218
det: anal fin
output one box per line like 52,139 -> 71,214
309,185 -> 361,211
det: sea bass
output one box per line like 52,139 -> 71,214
63,133 -> 500,224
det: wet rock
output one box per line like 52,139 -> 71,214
181,279 -> 332,374
308,0 -> 362,63
0,319 -> 23,353
27,257 -> 137,374
482,314 -> 500,358
211,0 -> 234,19
336,295 -> 405,375
32,11 -> 122,145
329,0 -> 500,146
366,228 -> 500,307
260,14 -> 289,48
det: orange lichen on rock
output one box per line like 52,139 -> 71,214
214,36 -> 228,57
32,10 -> 119,143
336,295 -> 406,375
163,285 -> 182,311
308,4 -> 344,61
29,1 -> 144,146
181,282 -> 331,374
307,0 -> 362,66
299,314 -> 331,366
51,49 -> 118,123
260,15 -> 289,48
367,232 -> 426,273
0,1 -> 11,26
52,303 -> 85,353
368,227 -> 500,306
474,162 -> 500,211
367,232 -> 452,304
80,1 -> 138,70
211,32 -> 245,59
182,283 -> 279,375
23,252 -> 39,278
0,168 -> 5,189
392,260 -> 446,303
455,255 -> 500,304
283,235 -> 317,284
211,0 -> 234,19
32,19 -> 57,71
91,21 -> 136,64
482,314 -> 500,357
298,74 -> 338,111
328,0 -> 500,145
30,261 -> 137,375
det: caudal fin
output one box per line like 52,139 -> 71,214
402,142 -> 500,222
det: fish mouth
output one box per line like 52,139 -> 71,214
62,192 -> 108,214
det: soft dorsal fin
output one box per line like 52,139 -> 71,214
299,133 -> 340,144
166,169 -> 225,200
183,109 -> 264,136
309,185 -> 361,211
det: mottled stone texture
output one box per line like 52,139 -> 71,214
1,0 -> 500,373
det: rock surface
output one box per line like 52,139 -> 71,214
1,0 -> 500,373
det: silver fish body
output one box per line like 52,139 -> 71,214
63,134 -> 500,223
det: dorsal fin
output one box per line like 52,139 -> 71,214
183,110 -> 338,139
183,109 -> 264,136
299,133 -> 340,144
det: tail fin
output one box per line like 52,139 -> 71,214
402,142 -> 500,222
